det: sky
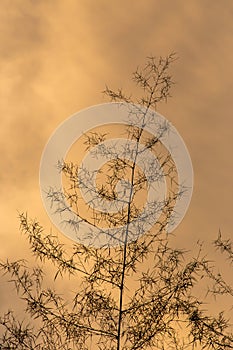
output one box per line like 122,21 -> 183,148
0,0 -> 232,343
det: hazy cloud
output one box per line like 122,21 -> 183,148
0,0 -> 232,324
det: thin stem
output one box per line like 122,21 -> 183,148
116,104 -> 151,350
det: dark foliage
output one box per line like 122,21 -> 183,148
0,54 -> 232,350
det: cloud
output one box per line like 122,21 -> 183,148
0,0 -> 232,326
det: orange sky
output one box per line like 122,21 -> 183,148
0,0 -> 232,343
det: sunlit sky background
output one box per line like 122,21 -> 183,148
0,0 -> 232,338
